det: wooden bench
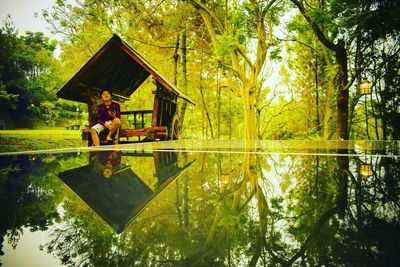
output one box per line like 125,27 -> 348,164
82,106 -> 170,145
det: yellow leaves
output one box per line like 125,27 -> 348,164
279,65 -> 294,85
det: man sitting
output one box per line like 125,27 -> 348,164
90,89 -> 121,146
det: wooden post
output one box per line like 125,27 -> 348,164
134,113 -> 137,128
152,94 -> 160,127
157,98 -> 164,126
87,102 -> 93,126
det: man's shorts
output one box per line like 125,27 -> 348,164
91,120 -> 112,134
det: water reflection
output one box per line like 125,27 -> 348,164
58,150 -> 195,233
0,143 -> 399,266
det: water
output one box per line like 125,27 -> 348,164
0,140 -> 399,266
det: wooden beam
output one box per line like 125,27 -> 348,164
152,95 -> 160,127
120,110 -> 153,115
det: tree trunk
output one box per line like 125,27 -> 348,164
173,34 -> 180,86
217,70 -> 221,139
193,3 -> 270,143
243,85 -> 258,144
323,82 -> 335,139
291,0 -> 350,140
335,43 -> 349,139
315,51 -> 321,134
199,85 -> 214,139
322,49 -> 335,140
179,29 -> 188,129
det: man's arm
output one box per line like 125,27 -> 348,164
97,105 -> 106,125
115,102 -> 121,119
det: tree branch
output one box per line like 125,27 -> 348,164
187,0 -> 224,32
290,0 -> 337,51
236,47 -> 255,70
286,206 -> 339,266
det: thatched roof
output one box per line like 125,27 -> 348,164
57,34 -> 195,105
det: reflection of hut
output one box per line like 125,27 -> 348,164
56,34 -> 195,145
58,151 -> 194,233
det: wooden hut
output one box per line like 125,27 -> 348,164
57,34 -> 195,145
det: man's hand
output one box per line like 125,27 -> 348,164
108,109 -> 116,118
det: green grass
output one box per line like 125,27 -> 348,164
0,130 -> 87,153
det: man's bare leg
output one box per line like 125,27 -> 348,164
106,118 -> 121,140
91,128 -> 100,146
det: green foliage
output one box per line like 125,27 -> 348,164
215,34 -> 238,59
0,17 -> 62,129
40,101 -> 59,127
269,46 -> 282,61
0,0 -> 398,139
0,86 -> 18,109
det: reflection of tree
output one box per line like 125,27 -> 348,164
264,153 -> 349,266
5,150 -> 399,266
44,211 -> 115,266
45,151 -> 196,266
0,153 -> 86,265
254,154 -> 342,266
334,155 -> 400,266
275,152 -> 400,266
177,152 -> 344,266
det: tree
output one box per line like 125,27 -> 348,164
289,0 -> 352,140
0,16 -> 61,128
186,0 -> 282,142
289,0 -> 400,140
285,14 -> 338,139
0,16 -> 22,110
40,101 -> 59,127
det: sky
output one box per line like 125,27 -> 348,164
0,0 -> 58,39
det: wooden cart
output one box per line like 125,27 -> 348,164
57,34 -> 195,145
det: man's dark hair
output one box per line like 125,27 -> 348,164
99,88 -> 112,97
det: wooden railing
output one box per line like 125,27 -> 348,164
120,110 -> 153,129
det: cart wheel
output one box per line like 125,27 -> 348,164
169,114 -> 180,140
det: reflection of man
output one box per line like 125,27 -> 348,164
98,151 -> 121,179
90,89 -> 121,146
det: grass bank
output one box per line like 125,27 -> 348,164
0,130 -> 87,153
